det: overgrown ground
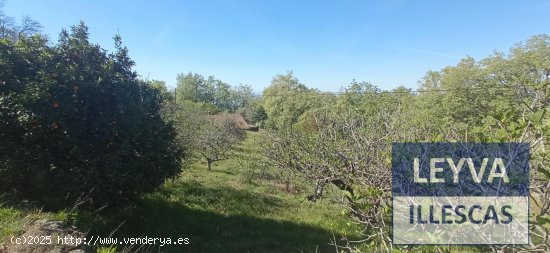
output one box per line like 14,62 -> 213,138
1,132 -> 536,253
1,131 -> 360,252
4,131 -> 540,253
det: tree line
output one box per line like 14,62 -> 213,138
0,0 -> 41,41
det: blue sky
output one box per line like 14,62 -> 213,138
5,0 -> 550,92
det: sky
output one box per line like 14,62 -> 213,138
4,0 -> 550,92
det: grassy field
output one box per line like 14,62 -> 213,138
101,131 -> 359,252
0,131 -> 357,252
6,131 -> 538,253
3,132 -> 537,253
45,131 -> 358,252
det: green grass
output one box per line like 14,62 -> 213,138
4,131 -> 536,252
78,131 -> 360,252
3,131 -> 545,252
0,198 -> 69,245
0,205 -> 23,242
1,132 -> 360,252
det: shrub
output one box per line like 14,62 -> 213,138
0,22 -> 183,209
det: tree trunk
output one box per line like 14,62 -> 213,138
207,159 -> 212,171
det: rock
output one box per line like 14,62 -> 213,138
3,219 -> 91,253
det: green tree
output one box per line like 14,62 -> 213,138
212,78 -> 232,110
416,57 -> 491,133
148,79 -> 173,102
176,72 -> 207,103
262,72 -> 312,129
0,22 -> 183,209
175,71 -> 257,113
476,36 -> 549,249
229,84 -> 254,111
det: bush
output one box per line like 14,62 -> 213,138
0,23 -> 183,209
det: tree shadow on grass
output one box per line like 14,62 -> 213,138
105,183 -> 356,253
210,168 -> 236,176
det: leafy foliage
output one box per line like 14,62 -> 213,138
175,72 -> 256,113
262,72 -> 318,129
0,23 -> 183,209
262,35 -> 550,251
